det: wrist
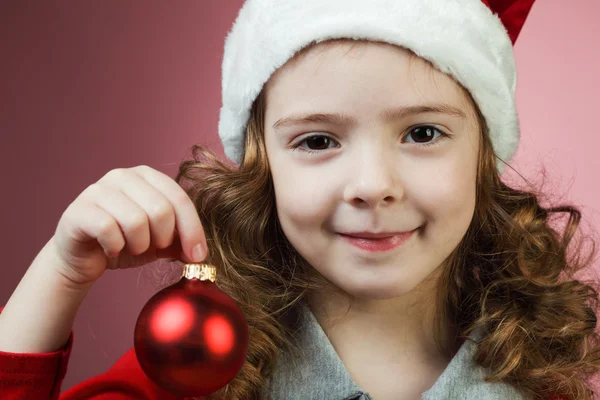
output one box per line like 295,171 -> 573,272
41,238 -> 97,292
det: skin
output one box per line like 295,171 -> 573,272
264,40 -> 481,399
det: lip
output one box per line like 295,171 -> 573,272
339,229 -> 417,252
342,231 -> 413,239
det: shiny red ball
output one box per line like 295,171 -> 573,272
134,277 -> 249,397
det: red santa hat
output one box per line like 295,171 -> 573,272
218,0 -> 537,174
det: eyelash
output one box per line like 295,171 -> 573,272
291,125 -> 449,154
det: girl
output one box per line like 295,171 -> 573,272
1,0 -> 599,399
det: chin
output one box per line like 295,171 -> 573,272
339,280 -> 413,301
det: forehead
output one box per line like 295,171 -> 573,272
264,39 -> 472,116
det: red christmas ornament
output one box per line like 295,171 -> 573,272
134,263 -> 249,397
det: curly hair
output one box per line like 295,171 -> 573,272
167,43 -> 600,400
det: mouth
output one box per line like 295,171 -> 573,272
338,228 -> 417,252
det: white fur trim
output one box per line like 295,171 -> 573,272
218,0 -> 519,174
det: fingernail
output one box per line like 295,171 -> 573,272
192,244 -> 205,261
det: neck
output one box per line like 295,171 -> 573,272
306,278 -> 459,367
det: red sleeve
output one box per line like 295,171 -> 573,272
60,347 -> 180,400
0,306 -> 182,400
0,306 -> 73,399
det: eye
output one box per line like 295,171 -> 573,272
402,125 -> 448,147
292,135 -> 338,154
291,125 -> 449,154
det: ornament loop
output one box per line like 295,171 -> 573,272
182,263 -> 217,282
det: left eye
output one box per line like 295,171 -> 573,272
402,125 -> 448,146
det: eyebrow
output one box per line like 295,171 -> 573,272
272,102 -> 467,130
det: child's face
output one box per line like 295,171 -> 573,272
263,41 -> 480,301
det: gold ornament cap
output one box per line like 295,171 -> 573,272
181,263 -> 217,282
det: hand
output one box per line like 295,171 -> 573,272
49,165 -> 208,287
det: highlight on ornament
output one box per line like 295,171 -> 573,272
134,263 -> 249,397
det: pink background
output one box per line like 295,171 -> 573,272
1,0 -> 599,393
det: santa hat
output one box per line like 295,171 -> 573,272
218,0 -> 536,174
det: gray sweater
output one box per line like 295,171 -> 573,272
260,301 -> 530,399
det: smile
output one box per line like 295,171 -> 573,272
338,229 -> 416,252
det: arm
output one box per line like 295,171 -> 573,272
0,239 -> 92,354
0,239 -> 179,399
0,306 -> 73,400
0,306 -> 180,400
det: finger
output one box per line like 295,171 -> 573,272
102,169 -> 177,251
82,183 -> 151,256
60,200 -> 125,259
132,165 -> 207,262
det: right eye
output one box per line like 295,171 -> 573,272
292,135 -> 339,154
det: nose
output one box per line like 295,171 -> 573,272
342,145 -> 401,209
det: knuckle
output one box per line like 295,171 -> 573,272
172,191 -> 193,208
97,217 -> 117,237
61,201 -> 77,219
133,165 -> 152,174
81,183 -> 101,199
61,200 -> 87,228
126,211 -> 148,232
106,168 -> 127,179
147,201 -> 172,222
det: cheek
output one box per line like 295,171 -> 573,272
271,162 -> 337,230
272,168 -> 338,266
415,161 -> 477,240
